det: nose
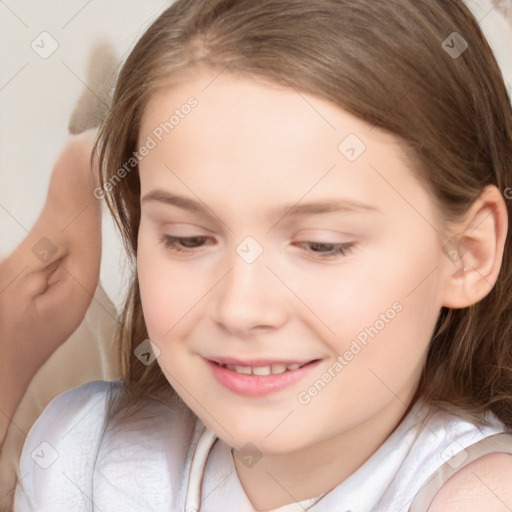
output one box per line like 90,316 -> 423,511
210,251 -> 289,336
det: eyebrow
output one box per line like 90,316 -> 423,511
141,189 -> 380,221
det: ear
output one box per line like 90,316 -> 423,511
441,185 -> 508,309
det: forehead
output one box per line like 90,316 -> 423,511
137,70 -> 435,226
139,68 -> 398,155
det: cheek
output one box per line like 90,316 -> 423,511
136,237 -> 204,342
341,241 -> 442,387
289,235 -> 442,338
295,237 -> 443,393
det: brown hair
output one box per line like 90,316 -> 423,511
93,0 -> 512,426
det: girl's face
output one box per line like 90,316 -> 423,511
137,69 -> 455,454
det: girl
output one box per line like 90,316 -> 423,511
14,0 -> 512,510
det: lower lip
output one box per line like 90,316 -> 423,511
206,359 -> 321,396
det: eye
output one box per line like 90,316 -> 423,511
159,235 -> 354,258
160,235 -> 212,252
294,241 -> 355,259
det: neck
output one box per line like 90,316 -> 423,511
233,394 -> 419,511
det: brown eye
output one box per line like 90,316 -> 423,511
294,241 -> 355,258
161,235 -> 211,252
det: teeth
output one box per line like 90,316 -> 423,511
234,366 -> 252,375
271,364 -> 287,374
221,362 -> 307,375
252,366 -> 271,376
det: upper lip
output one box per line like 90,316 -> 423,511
206,356 -> 319,367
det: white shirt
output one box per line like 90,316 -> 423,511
13,380 -> 511,511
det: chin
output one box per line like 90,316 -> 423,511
205,417 -> 306,455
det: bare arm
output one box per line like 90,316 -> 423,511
0,129 -> 102,446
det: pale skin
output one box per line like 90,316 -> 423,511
136,68 -> 512,510
0,129 -> 100,447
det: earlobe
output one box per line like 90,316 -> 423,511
441,185 -> 508,309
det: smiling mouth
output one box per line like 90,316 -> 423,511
210,360 -> 318,376
206,358 -> 322,396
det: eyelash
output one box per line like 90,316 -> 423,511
160,235 -> 211,252
294,241 -> 354,258
160,235 -> 354,259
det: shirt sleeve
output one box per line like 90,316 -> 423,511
13,380 -> 115,512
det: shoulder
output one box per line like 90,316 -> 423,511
14,380 -> 117,510
377,402 -> 512,511
21,378 -> 114,451
18,378 -> 115,470
14,379 -> 198,511
25,378 -> 114,439
428,453 -> 512,512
